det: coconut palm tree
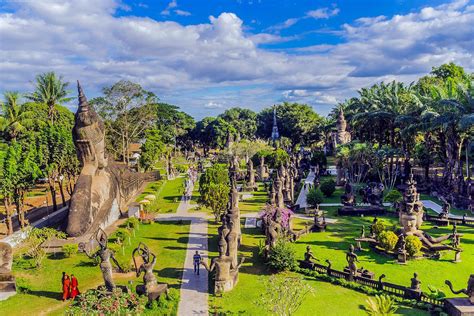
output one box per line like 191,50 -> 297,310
26,72 -> 72,124
0,91 -> 34,141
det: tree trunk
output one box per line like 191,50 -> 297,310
15,191 -> 26,229
49,181 -> 58,212
58,178 -> 66,207
3,197 -> 13,235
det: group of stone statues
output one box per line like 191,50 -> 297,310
202,160 -> 244,294
80,228 -> 167,301
269,160 -> 298,208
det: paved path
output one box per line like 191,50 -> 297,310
155,183 -> 211,316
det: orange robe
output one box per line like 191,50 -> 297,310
62,278 -> 70,300
70,277 -> 80,299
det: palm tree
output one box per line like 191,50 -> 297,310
427,77 -> 474,191
26,72 -> 72,124
0,91 -> 34,141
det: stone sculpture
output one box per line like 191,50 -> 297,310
445,275 -> 474,304
246,159 -> 257,191
341,182 -> 355,206
274,172 -> 284,209
67,82 -> 151,237
304,246 -> 319,263
410,273 -> 421,292
345,244 -> 359,279
133,242 -> 167,301
0,242 -> 15,296
81,228 -> 122,291
399,173 -> 424,235
203,167 -> 243,294
335,108 -> 351,146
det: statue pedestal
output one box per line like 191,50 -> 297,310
454,251 -> 461,263
0,274 -> 16,301
397,252 -> 407,264
445,298 -> 474,316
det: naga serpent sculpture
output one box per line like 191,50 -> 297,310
445,274 -> 474,304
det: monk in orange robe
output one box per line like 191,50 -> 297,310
70,274 -> 80,299
62,275 -> 70,301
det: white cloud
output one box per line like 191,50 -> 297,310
175,9 -> 191,16
161,0 -> 178,15
0,0 -> 472,119
306,7 -> 340,19
204,101 -> 223,109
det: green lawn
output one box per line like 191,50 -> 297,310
0,221 -> 190,316
293,213 -> 473,295
208,221 -> 427,316
136,176 -> 185,213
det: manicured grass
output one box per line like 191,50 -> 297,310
136,176 -> 185,213
294,214 -> 473,295
0,221 -> 190,315
208,221 -> 427,315
239,182 -> 268,214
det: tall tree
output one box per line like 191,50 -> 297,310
91,80 -> 157,164
0,92 -> 34,141
218,107 -> 257,140
26,72 -> 72,125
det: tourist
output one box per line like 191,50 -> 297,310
62,274 -> 70,301
70,274 -> 80,300
193,251 -> 202,275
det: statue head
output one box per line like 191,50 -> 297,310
73,81 -> 107,169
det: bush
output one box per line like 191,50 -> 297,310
176,165 -> 187,173
125,217 -> 140,230
62,244 -> 79,258
384,189 -> 403,206
147,288 -> 179,315
66,287 -> 147,315
372,220 -> 386,237
114,228 -> 131,245
306,188 -> 324,209
320,179 -> 336,197
267,238 -> 296,272
378,231 -> 398,251
405,235 -> 422,257
365,294 -> 398,316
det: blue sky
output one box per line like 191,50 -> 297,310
0,0 -> 472,119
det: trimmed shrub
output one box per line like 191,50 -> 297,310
306,187 -> 324,209
384,189 -> 403,206
62,244 -> 79,258
320,179 -> 336,197
378,231 -> 398,251
405,235 -> 422,257
372,220 -> 386,237
267,238 -> 296,272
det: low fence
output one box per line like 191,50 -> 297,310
121,171 -> 161,202
299,261 -> 445,309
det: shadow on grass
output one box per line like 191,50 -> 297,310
28,290 -> 62,300
157,267 -> 185,283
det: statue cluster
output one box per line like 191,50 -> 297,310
398,173 -> 424,235
270,161 -> 297,208
245,159 -> 257,191
202,159 -> 244,294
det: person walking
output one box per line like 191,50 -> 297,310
70,274 -> 80,299
62,274 -> 70,301
193,251 -> 202,275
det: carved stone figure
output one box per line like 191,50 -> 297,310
133,242 -> 167,301
335,108 -> 351,146
445,275 -> 474,304
346,244 -> 359,277
341,182 -> 355,206
0,242 -> 15,295
81,228 -> 122,291
265,208 -> 282,248
410,273 -> 421,291
246,159 -> 257,191
274,172 -> 284,209
67,82 -> 151,237
360,182 -> 384,206
398,173 -> 424,235
304,246 -> 319,263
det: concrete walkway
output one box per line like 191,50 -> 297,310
155,183 -> 211,316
